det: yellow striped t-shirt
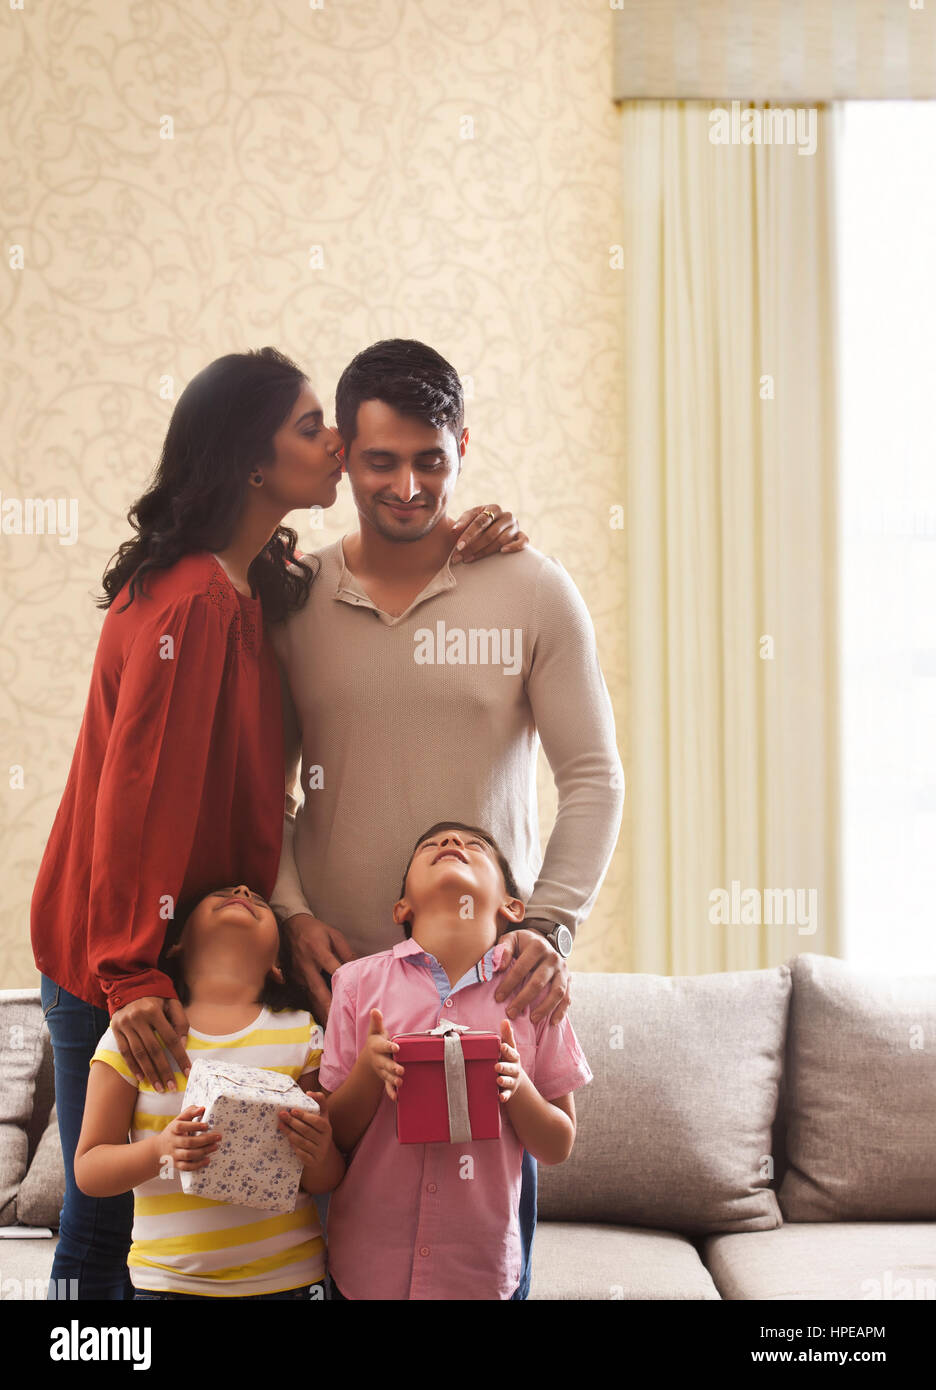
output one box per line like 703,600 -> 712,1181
90,1006 -> 326,1297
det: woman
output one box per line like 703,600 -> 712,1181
30,346 -> 527,1300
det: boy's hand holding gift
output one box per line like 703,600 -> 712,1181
495,1019 -> 524,1103
363,1007 -> 404,1100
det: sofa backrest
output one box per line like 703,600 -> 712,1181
0,989 -> 55,1224
536,968 -> 792,1233
776,953 -> 936,1222
0,989 -> 53,1148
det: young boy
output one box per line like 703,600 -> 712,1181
318,821 -> 592,1300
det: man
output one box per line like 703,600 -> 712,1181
270,338 -> 624,1297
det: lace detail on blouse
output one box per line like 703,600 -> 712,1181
207,569 -> 259,655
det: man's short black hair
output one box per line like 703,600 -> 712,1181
335,338 -> 464,448
397,821 -> 521,939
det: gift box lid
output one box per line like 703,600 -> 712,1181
212,1066 -> 296,1092
392,1030 -> 500,1063
184,1058 -> 318,1107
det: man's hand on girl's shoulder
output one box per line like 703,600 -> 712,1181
285,912 -> 355,1022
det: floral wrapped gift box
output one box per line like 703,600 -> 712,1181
179,1058 -> 319,1213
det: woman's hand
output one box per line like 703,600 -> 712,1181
362,1007 -> 403,1101
150,1104 -> 221,1178
285,913 -> 356,1022
110,995 -> 191,1092
450,504 -> 529,564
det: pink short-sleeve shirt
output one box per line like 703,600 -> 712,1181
319,937 -> 592,1301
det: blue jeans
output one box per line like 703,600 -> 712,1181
39,974 -> 135,1300
516,1147 -> 537,1299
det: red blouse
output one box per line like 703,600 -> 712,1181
30,551 -> 285,1015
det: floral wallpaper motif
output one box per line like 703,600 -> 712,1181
0,0 -> 629,985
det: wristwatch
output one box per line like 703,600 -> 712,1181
537,922 -> 573,959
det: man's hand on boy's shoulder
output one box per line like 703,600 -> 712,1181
494,926 -> 571,1027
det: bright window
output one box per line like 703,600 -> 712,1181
837,101 -> 936,972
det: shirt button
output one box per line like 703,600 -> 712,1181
419,1246 -> 430,1257
113,996 -> 121,1006
444,998 -> 454,1008
427,1183 -> 437,1193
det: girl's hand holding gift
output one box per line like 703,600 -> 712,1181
278,1093 -> 334,1165
363,1007 -> 404,1100
150,1104 -> 222,1176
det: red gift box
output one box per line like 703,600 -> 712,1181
392,1021 -> 502,1144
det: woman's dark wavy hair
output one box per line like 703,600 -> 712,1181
97,347 -> 319,623
158,886 -> 317,1015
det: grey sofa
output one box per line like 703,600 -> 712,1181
1,953 -> 934,1300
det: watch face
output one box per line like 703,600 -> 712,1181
556,926 -> 574,957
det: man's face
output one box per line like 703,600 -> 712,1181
342,398 -> 467,542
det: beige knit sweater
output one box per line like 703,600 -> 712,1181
268,539 -> 624,958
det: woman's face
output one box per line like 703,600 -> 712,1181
259,382 -> 344,512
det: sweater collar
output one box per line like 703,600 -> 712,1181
332,537 -> 458,626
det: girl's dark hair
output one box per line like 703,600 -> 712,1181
334,338 -> 464,448
159,887 -> 317,1015
97,347 -> 319,624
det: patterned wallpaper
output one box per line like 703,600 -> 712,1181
0,0 -> 629,989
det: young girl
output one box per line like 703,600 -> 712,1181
74,883 -> 344,1299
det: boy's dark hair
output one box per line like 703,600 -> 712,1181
158,887 -> 316,1014
334,338 -> 464,449
398,822 -> 521,939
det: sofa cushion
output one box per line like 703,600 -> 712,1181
530,1221 -> 721,1300
779,953 -> 936,1221
16,1104 -> 65,1229
537,968 -> 791,1233
0,1234 -> 61,1299
704,1221 -> 936,1300
0,991 -> 48,1225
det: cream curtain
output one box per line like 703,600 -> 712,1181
622,101 -> 840,974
